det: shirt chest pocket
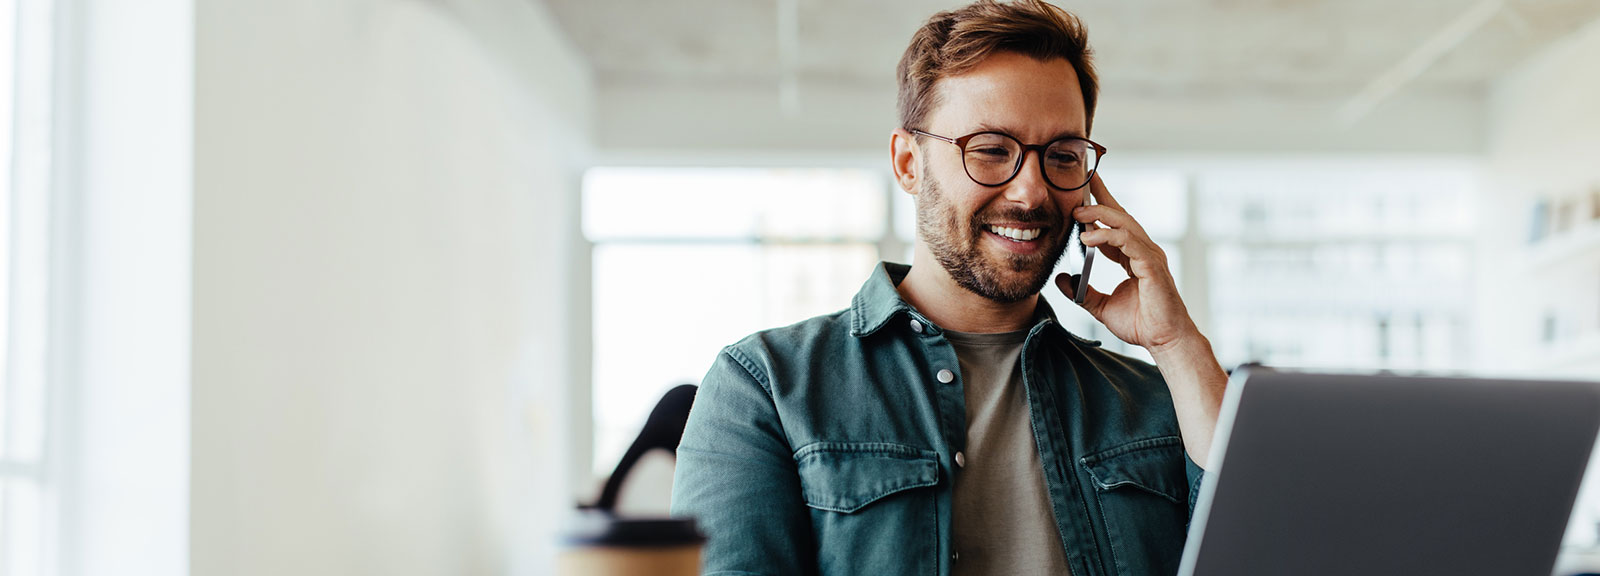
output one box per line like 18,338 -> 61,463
1081,437 -> 1190,576
795,442 -> 941,575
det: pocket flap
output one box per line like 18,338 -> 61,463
794,442 -> 940,514
1080,437 -> 1186,505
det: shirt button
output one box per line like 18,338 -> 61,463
936,369 -> 954,383
909,319 -> 923,333
952,551 -> 961,562
955,451 -> 966,468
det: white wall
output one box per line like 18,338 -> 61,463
191,1 -> 590,575
1478,15 -> 1600,378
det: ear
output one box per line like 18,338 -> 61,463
890,128 -> 920,195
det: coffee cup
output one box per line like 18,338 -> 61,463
559,512 -> 704,575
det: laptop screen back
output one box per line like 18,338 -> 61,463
1180,368 -> 1600,576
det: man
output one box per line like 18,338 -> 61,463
672,1 -> 1228,574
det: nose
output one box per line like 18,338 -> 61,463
1003,149 -> 1051,209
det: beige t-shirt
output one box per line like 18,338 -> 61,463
946,328 -> 1069,575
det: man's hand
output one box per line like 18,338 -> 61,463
1053,173 -> 1228,468
1054,174 -> 1200,354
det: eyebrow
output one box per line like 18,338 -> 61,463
972,123 -> 1086,142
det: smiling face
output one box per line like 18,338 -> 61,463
911,51 -> 1089,303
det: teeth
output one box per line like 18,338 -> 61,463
987,225 -> 1041,241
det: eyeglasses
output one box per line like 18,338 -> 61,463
911,129 -> 1106,191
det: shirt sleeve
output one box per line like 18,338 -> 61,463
671,347 -> 816,576
1184,451 -> 1206,527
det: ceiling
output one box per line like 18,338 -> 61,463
540,0 -> 1600,154
547,0 -> 1600,94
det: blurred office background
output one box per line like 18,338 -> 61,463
0,0 -> 1597,574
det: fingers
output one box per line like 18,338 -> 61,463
1075,205 -> 1153,278
1073,204 -> 1147,238
1072,176 -> 1165,279
1082,221 -> 1132,269
1054,272 -> 1107,316
1081,226 -> 1162,265
1080,227 -> 1169,279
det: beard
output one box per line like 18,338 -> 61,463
915,165 -> 1076,304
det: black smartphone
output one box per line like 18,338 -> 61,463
1073,189 -> 1095,305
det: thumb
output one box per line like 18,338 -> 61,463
1054,272 -> 1102,314
1055,272 -> 1078,300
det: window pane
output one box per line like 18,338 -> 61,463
1207,240 -> 1472,370
1197,164 -> 1477,372
3,0 -> 52,465
1197,166 -> 1475,239
1,477 -> 42,576
894,185 -> 916,243
590,243 -> 877,478
583,167 -> 887,241
1100,170 -> 1187,238
0,0 -> 14,459
0,370 -> 8,460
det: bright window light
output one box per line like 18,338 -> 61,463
1,1 -> 57,574
585,167 -> 888,484
584,167 -> 887,241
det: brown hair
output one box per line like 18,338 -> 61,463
897,0 -> 1099,135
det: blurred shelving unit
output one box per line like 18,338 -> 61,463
1518,190 -> 1600,379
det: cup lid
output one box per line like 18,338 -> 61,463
562,511 -> 705,548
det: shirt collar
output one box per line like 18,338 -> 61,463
849,262 -> 921,338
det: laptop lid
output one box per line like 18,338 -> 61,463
1179,367 -> 1600,576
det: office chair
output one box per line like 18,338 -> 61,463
589,383 -> 698,512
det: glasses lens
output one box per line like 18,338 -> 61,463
1043,139 -> 1098,190
961,133 -> 1022,186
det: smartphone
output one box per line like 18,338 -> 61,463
1073,189 -> 1096,305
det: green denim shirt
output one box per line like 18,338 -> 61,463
672,262 -> 1205,576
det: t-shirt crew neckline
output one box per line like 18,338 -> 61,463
941,327 -> 1029,347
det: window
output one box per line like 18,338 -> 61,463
1,0 -> 58,574
1197,163 -> 1477,371
584,167 -> 891,480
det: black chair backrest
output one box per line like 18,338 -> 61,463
592,383 -> 698,512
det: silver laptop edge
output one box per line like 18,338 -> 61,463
1175,364 -> 1257,575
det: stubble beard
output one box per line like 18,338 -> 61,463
915,167 -> 1076,304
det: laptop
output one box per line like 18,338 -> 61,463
1179,366 -> 1600,576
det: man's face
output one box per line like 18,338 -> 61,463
913,52 -> 1089,304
